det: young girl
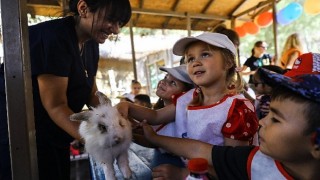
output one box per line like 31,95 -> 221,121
150,65 -> 195,168
122,80 -> 142,102
117,32 -> 259,179
153,65 -> 194,110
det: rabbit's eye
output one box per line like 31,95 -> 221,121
98,124 -> 108,133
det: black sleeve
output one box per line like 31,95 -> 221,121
212,146 -> 255,180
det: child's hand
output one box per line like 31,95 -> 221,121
260,101 -> 270,114
141,120 -> 157,143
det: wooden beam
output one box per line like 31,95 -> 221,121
162,0 -> 180,29
191,0 -> 215,29
234,0 -> 274,18
134,0 -> 144,26
27,4 -> 63,17
132,7 -> 229,21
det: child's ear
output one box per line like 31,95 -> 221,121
310,129 -> 320,159
311,144 -> 320,160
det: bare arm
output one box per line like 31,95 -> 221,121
142,122 -> 214,165
132,134 -> 156,148
116,102 -> 176,125
38,74 -> 81,140
87,79 -> 100,107
224,138 -> 249,146
240,65 -> 256,76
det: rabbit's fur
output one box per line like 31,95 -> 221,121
70,91 -> 132,180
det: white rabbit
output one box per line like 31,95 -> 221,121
70,91 -> 132,180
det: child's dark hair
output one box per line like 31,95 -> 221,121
271,86 -> 320,135
132,80 -> 140,84
69,0 -> 131,27
134,94 -> 152,108
261,65 -> 285,75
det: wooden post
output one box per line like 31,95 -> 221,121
272,0 -> 278,64
1,0 -> 38,179
186,12 -> 191,36
129,20 -> 138,80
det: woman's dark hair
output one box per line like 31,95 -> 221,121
254,41 -> 264,47
69,0 -> 131,27
251,41 -> 264,56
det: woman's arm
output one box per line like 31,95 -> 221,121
116,102 -> 176,125
87,78 -> 100,107
37,74 -> 81,140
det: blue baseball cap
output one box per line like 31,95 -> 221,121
258,68 -> 320,103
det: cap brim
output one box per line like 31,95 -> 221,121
173,38 -> 200,56
172,34 -> 237,56
284,69 -> 319,77
160,66 -> 193,84
258,68 -> 320,103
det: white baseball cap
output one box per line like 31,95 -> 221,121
159,64 -> 193,85
172,32 -> 237,56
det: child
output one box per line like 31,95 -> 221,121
117,32 -> 258,178
153,64 -> 194,110
122,80 -> 142,102
141,67 -> 320,179
134,94 -> 152,108
253,65 -> 285,119
135,65 -> 194,168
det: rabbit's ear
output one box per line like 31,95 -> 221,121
70,111 -> 91,122
95,91 -> 112,106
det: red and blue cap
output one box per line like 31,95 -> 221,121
257,52 -> 320,103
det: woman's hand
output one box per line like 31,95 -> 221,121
116,101 -> 130,119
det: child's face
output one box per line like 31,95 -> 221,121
258,99 -> 314,162
185,42 -> 226,87
156,74 -> 187,101
131,84 -> 141,95
254,83 -> 272,95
